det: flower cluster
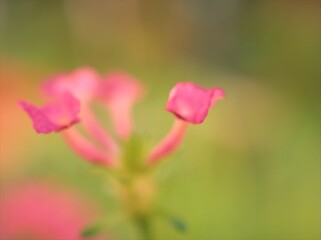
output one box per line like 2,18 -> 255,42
19,67 -> 224,238
20,68 -> 224,167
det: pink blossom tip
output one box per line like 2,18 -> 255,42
98,72 -> 144,104
41,67 -> 99,103
19,92 -> 80,134
98,72 -> 145,139
166,82 -> 224,124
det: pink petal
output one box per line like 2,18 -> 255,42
41,67 -> 99,103
210,87 -> 225,107
98,72 -> 144,103
19,101 -> 59,134
19,93 -> 80,134
98,72 -> 144,139
109,103 -> 133,140
166,82 -> 224,124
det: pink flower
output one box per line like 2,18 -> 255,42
98,72 -> 144,140
19,92 -> 80,134
166,82 -> 224,124
20,69 -> 118,166
41,67 -> 119,155
149,82 -> 224,163
0,182 -> 105,240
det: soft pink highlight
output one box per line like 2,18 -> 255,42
19,92 -> 80,134
0,183 -> 103,240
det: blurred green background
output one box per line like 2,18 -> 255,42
0,0 -> 320,239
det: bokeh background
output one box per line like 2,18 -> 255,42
0,0 -> 320,240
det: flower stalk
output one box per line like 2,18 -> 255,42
135,214 -> 152,240
149,119 -> 189,163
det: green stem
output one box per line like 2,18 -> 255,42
135,215 -> 152,240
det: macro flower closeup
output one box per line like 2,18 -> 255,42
4,2 -> 319,240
